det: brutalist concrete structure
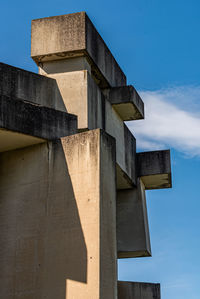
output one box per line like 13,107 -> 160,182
0,12 -> 171,299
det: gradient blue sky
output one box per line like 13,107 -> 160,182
1,1 -> 200,298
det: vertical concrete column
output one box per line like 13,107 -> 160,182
63,129 -> 117,299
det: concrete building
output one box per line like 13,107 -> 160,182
0,12 -> 172,299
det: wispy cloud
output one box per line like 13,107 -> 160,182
127,86 -> 200,157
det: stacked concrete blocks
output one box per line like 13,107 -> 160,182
0,12 -> 172,299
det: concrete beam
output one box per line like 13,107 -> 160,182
0,95 -> 77,152
137,150 -> 172,190
31,12 -> 126,88
118,281 -> 161,299
0,62 -> 66,112
117,179 -> 151,258
104,85 -> 144,121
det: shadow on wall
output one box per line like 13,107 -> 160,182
0,141 -> 87,299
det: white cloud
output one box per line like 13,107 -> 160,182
127,86 -> 200,157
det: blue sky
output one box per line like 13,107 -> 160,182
1,1 -> 200,298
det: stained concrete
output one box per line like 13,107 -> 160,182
104,85 -> 144,121
0,95 -> 77,143
137,150 -> 172,189
117,179 -> 151,258
118,281 -> 160,299
0,62 -> 66,112
31,12 -> 126,88
39,64 -> 136,189
0,129 -> 117,299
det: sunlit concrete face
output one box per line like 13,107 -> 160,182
0,130 -> 117,299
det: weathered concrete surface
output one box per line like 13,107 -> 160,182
64,129 -> 117,298
0,95 -> 77,152
104,85 -> 144,121
117,179 -> 151,258
0,129 -> 117,299
137,150 -> 172,190
118,281 -> 160,299
0,62 -> 66,112
31,12 -> 126,88
39,64 -> 136,188
39,69 -> 105,131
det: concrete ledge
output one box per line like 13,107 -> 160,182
117,179 -> 151,258
0,62 -> 66,112
105,85 -> 144,121
137,150 -> 172,190
0,95 -> 77,151
118,281 -> 160,299
31,12 -> 126,88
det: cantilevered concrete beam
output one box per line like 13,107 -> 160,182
31,12 -> 126,88
0,62 -> 66,112
104,85 -> 144,121
0,95 -> 77,152
118,281 -> 160,299
117,179 -> 151,258
137,150 -> 172,190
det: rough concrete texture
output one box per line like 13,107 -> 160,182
0,129 -> 117,299
0,95 -> 77,142
0,62 -> 66,112
39,69 -> 105,131
117,179 -> 151,258
31,12 -> 126,88
118,281 -> 160,299
104,85 -> 144,121
39,64 -> 136,189
137,150 -> 172,189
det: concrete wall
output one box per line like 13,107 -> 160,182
0,129 -> 117,299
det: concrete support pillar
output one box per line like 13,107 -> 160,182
0,129 -> 117,299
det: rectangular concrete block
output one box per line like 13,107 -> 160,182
104,85 -> 144,121
137,150 -> 172,189
106,100 -> 136,188
0,129 -> 117,299
0,62 -> 66,112
117,179 -> 151,258
0,95 -> 77,152
118,281 -> 160,299
31,12 -> 126,88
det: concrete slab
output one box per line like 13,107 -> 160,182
0,95 -> 77,152
0,129 -> 117,298
31,12 -> 126,88
117,179 -> 151,258
118,281 -> 160,299
104,85 -> 144,121
137,150 -> 172,190
0,62 -> 66,112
